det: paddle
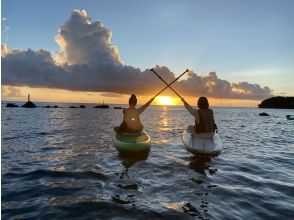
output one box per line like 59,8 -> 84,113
151,69 -> 219,134
150,68 -> 192,108
152,69 -> 189,99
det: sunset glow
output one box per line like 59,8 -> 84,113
156,96 -> 174,105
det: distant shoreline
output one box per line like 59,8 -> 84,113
1,100 -> 259,108
258,96 -> 294,109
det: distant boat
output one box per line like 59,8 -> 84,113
286,115 -> 294,120
94,100 -> 109,108
113,106 -> 124,109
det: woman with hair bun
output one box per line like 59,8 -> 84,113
115,94 -> 154,134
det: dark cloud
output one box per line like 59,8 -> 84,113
1,10 -> 272,100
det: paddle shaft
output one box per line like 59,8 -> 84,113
151,69 -> 192,108
152,69 -> 188,99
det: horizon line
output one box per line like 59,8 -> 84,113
1,99 -> 259,108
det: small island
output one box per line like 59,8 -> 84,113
94,101 -> 109,109
22,94 -> 37,108
258,96 -> 294,109
94,104 -> 109,108
113,106 -> 124,109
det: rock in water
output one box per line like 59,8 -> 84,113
94,104 -> 109,108
22,101 -> 36,108
6,103 -> 19,107
94,100 -> 109,108
259,112 -> 269,116
22,93 -> 36,108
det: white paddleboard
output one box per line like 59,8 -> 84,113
182,128 -> 222,155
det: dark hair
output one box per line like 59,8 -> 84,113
197,96 -> 209,109
129,94 -> 137,105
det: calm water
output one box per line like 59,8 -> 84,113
2,102 -> 294,219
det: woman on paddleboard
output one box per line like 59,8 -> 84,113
115,94 -> 154,134
181,96 -> 217,138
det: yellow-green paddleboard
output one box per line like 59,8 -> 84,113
114,130 -> 151,152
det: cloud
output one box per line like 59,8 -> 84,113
1,10 -> 273,100
1,86 -> 25,98
100,92 -> 125,97
174,71 -> 272,99
55,10 -> 122,65
1,43 -> 8,56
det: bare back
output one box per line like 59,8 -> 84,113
123,108 -> 143,131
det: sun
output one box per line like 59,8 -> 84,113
156,96 -> 174,105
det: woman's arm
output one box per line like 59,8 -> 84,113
182,99 -> 199,123
138,97 -> 154,114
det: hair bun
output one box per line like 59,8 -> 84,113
129,94 -> 137,105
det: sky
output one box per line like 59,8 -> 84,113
1,0 -> 294,106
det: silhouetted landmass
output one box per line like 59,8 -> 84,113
258,96 -> 294,109
22,101 -> 36,108
94,104 -> 109,108
259,112 -> 269,116
53,105 -> 59,108
21,93 -> 36,108
69,106 -> 77,108
6,103 -> 19,107
79,105 -> 86,108
113,106 -> 124,109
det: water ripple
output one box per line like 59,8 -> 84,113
2,105 -> 294,219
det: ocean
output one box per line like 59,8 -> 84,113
2,102 -> 294,219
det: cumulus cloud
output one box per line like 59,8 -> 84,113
175,71 -> 272,99
1,10 -> 272,100
55,10 -> 122,65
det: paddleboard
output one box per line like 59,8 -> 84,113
114,130 -> 151,152
182,128 -> 222,155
